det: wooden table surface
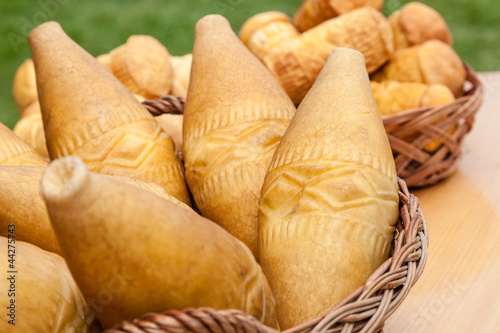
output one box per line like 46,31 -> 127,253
385,72 -> 500,332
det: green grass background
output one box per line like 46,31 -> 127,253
1,0 -> 499,129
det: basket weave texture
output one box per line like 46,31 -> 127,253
142,95 -> 185,116
105,178 -> 428,333
381,63 -> 484,187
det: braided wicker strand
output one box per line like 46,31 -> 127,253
105,178 -> 428,333
106,308 -> 278,333
142,95 -> 185,116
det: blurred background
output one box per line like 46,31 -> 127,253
1,0 -> 499,128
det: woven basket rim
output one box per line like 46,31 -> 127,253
106,178 -> 428,333
379,62 -> 484,188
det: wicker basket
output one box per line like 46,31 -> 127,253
382,62 -> 484,187
105,178 -> 428,333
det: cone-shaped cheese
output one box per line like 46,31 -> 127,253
0,164 -> 174,255
40,156 -> 278,329
110,35 -> 174,99
13,101 -> 50,161
0,166 -> 60,254
184,15 -> 296,257
293,0 -> 383,32
372,40 -> 465,97
29,21 -> 190,205
0,237 -> 101,332
114,173 -> 186,202
258,48 -> 399,329
0,122 -> 46,166
155,114 -> 183,155
170,53 -> 192,98
240,7 -> 393,104
389,2 -> 452,50
12,59 -> 38,114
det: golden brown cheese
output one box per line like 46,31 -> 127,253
259,48 -> 399,329
40,156 -> 279,329
293,0 -> 383,32
0,237 -> 101,332
240,7 -> 394,105
184,15 -> 295,257
29,21 -> 190,205
372,40 -> 465,97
